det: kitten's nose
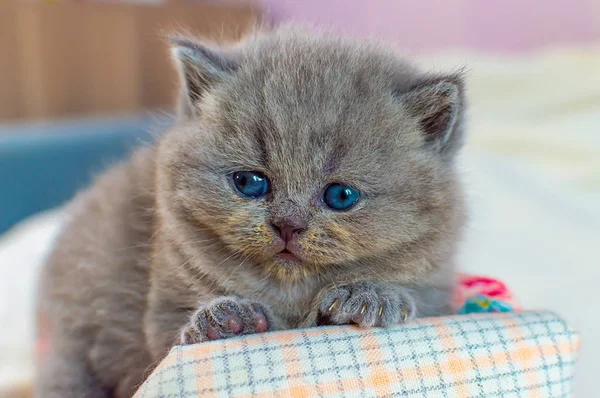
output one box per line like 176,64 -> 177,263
271,218 -> 307,243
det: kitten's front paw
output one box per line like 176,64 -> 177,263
316,282 -> 416,327
181,297 -> 275,344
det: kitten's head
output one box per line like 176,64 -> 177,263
157,27 -> 466,283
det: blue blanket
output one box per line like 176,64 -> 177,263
0,114 -> 171,235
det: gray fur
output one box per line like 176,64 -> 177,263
36,25 -> 467,398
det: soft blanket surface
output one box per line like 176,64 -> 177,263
135,311 -> 578,397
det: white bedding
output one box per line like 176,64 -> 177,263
1,45 -> 599,396
0,209 -> 63,392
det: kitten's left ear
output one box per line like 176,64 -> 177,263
169,37 -> 240,119
398,74 -> 465,158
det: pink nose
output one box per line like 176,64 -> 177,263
271,218 -> 307,243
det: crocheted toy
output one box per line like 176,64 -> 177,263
453,274 -> 520,314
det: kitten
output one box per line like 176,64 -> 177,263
36,26 -> 466,398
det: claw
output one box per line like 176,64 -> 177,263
182,329 -> 195,344
378,305 -> 384,316
328,299 -> 339,312
401,308 -> 409,321
360,302 -> 368,315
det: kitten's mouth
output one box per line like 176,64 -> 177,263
277,248 -> 300,262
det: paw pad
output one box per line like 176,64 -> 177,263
181,297 -> 275,344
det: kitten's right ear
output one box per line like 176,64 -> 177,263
169,37 -> 239,119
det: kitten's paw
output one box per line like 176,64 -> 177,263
316,282 -> 416,328
181,297 -> 275,344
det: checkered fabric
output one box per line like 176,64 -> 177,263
134,311 -> 579,397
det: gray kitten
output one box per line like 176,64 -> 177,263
36,26 -> 466,398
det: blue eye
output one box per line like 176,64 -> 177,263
323,184 -> 360,211
232,171 -> 270,198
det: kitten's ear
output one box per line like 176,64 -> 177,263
398,74 -> 465,158
169,37 -> 240,119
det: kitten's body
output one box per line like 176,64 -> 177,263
38,27 -> 466,398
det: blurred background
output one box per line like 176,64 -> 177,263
1,0 -> 598,396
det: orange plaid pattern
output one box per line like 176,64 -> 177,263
134,311 -> 579,397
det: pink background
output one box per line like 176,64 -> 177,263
252,0 -> 600,52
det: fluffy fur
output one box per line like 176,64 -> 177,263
37,26 -> 467,398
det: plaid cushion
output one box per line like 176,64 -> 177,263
135,311 -> 579,397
